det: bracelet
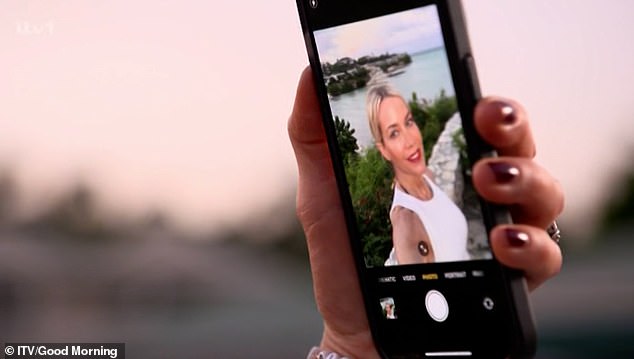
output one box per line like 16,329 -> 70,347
307,346 -> 350,359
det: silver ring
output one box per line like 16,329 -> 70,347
547,221 -> 561,244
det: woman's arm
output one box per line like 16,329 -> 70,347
390,206 -> 435,264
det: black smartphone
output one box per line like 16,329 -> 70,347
296,0 -> 536,358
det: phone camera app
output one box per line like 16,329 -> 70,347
425,290 -> 449,322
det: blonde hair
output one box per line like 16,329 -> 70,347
366,83 -> 405,144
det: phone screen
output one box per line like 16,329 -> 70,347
299,1 -> 534,357
313,5 -> 491,269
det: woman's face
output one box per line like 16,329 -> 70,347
376,96 -> 425,177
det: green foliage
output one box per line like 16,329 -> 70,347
328,82 -> 352,97
451,128 -> 470,171
362,232 -> 393,268
334,116 -> 359,165
323,53 -> 412,96
408,90 -> 457,161
326,67 -> 370,96
426,89 -> 458,125
401,53 -> 412,64
345,147 -> 394,267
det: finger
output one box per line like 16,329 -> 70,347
474,96 -> 536,158
288,67 -> 331,182
472,157 -> 564,228
490,224 -> 562,291
288,67 -> 341,233
287,67 -> 368,335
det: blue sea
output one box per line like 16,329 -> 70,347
327,47 -> 455,149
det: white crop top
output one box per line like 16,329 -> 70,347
385,175 -> 469,265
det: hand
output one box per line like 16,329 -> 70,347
471,97 -> 564,291
288,67 -> 563,357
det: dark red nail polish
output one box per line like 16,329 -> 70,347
506,228 -> 530,247
493,101 -> 517,125
488,162 -> 520,183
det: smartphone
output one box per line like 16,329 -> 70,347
296,0 -> 536,358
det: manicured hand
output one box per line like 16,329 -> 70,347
288,67 -> 563,357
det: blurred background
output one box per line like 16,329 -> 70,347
0,0 -> 632,357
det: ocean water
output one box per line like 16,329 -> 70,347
327,48 -> 455,149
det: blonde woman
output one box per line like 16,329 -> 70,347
366,84 -> 469,265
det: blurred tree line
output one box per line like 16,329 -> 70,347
0,167 -> 305,255
0,172 -> 164,240
322,53 -> 412,97
600,166 -> 634,235
0,149 -> 629,261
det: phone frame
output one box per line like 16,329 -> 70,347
296,1 -> 536,358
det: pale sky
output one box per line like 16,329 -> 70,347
1,0 -> 633,239
315,6 -> 444,63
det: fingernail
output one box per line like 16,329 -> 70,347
493,100 -> 516,125
488,162 -> 520,183
506,228 -> 530,247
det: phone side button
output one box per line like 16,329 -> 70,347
425,290 -> 449,322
